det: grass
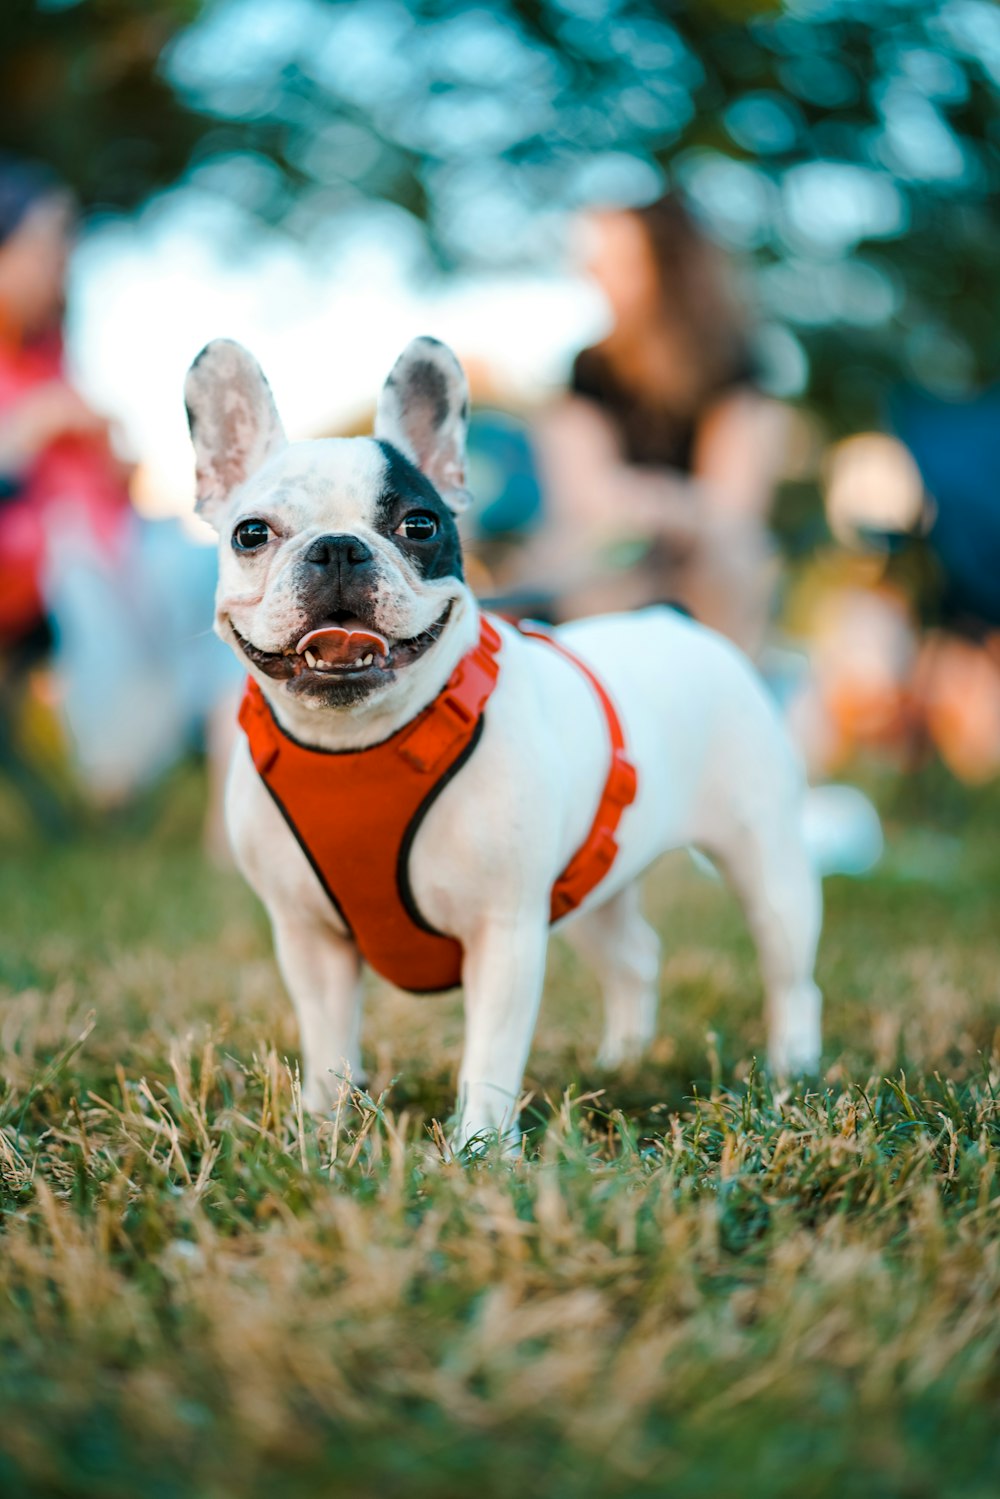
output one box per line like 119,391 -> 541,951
1,766 -> 999,1498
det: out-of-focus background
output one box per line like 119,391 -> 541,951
2,0 -> 1000,831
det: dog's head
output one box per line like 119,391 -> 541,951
185,336 -> 474,720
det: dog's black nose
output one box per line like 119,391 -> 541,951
304,533 -> 373,570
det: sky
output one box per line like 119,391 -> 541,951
65,189 -> 605,525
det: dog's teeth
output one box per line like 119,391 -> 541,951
354,657 -> 364,668
304,650 -> 317,669
363,654 -> 373,666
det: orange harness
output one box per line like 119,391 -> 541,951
238,613 -> 637,993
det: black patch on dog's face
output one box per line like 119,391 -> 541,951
374,439 -> 464,582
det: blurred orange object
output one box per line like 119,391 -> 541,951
787,547 -> 1000,784
786,554 -> 920,774
918,633 -> 1000,785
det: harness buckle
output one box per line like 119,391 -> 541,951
550,828 -> 619,921
398,630 -> 501,773
605,752 -> 638,808
399,691 -> 474,773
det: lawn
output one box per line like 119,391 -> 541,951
1,768 -> 999,1499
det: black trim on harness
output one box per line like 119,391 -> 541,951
251,712 -> 488,998
255,777 -> 354,938
396,714 -> 487,939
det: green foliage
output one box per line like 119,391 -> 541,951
1,1 -> 207,209
1,773 -> 999,1495
2,1 -> 999,429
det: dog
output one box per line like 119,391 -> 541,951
185,335 -> 823,1147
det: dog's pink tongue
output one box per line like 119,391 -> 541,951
296,625 -> 389,665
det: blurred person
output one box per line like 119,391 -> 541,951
895,384 -> 1000,783
528,194 -> 785,655
789,412 -> 1000,787
0,159 -> 126,645
0,154 -> 238,828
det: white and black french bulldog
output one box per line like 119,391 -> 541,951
185,335 -> 822,1147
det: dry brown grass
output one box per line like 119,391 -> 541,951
1,771 -> 999,1498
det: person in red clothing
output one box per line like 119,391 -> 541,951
0,156 -> 131,647
0,157 -> 239,825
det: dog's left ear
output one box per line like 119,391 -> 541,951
375,336 -> 471,513
184,339 -> 286,527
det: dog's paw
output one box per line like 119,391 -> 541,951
302,1069 -> 368,1115
595,1034 -> 651,1070
452,1116 -> 522,1162
767,982 -> 823,1078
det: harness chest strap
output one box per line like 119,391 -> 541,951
238,613 -> 637,993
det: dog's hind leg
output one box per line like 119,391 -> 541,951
700,788 -> 823,1077
565,882 -> 661,1068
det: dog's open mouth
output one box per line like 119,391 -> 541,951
231,603 -> 453,684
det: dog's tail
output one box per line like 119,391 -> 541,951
689,784 -> 882,882
800,784 -> 883,877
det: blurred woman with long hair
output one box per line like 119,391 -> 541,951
533,193 -> 786,655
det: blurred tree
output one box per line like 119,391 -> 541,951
2,0 -> 998,432
2,1 -> 211,209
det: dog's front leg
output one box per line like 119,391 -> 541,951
269,913 -> 364,1112
456,916 -> 549,1151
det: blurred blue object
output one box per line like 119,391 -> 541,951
44,515 -> 240,801
891,385 -> 1000,629
464,411 -> 542,539
802,784 -> 884,879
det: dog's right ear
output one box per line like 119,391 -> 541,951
184,339 -> 286,527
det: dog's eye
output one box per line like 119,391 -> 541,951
232,519 -> 271,552
396,511 -> 438,542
